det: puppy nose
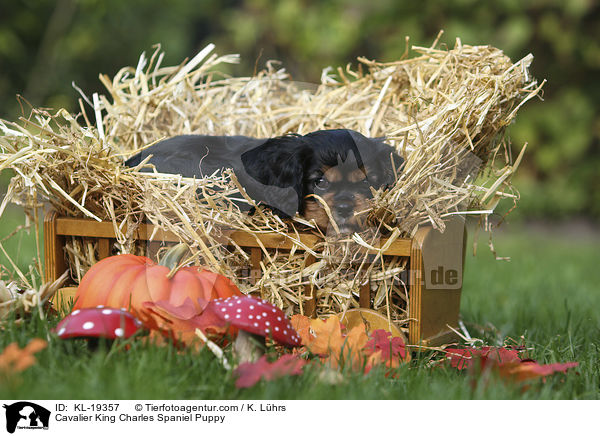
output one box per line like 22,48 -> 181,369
335,201 -> 354,217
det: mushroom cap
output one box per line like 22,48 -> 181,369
212,296 -> 300,347
53,307 -> 143,340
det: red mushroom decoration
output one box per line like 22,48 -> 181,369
53,307 -> 143,341
211,295 -> 300,363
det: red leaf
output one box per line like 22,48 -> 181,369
268,354 -> 306,378
445,346 -> 520,371
482,347 -> 521,364
234,357 -> 269,388
445,345 -> 579,386
365,329 -> 406,361
444,347 -> 477,370
234,355 -> 306,388
196,300 -> 231,332
539,361 -> 579,374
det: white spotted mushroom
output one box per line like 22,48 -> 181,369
212,295 -> 300,363
53,307 -> 143,342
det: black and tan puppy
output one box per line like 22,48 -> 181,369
125,129 -> 403,233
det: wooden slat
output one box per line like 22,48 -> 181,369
54,216 -> 412,255
44,210 -> 67,284
97,238 -> 110,260
359,282 -> 371,308
303,254 -> 317,317
408,226 -> 429,345
56,218 -> 119,238
249,248 -> 261,285
146,241 -> 164,262
56,218 -> 181,242
227,231 -> 320,251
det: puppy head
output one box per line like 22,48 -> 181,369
240,129 -> 403,233
301,130 -> 403,233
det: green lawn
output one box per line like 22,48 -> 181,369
0,221 -> 598,400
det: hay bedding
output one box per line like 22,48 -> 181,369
0,37 -> 542,327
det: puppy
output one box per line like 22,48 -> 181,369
125,129 -> 403,233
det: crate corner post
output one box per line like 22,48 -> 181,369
409,216 -> 466,347
43,209 -> 67,285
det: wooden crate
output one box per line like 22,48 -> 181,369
44,210 -> 466,347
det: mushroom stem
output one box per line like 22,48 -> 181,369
233,329 -> 266,363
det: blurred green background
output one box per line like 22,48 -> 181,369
0,0 -> 598,222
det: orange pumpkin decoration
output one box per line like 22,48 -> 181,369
72,244 -> 242,322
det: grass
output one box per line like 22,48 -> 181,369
0,218 -> 598,400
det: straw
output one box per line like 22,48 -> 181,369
0,38 -> 542,324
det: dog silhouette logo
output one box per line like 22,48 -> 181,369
3,402 -> 50,433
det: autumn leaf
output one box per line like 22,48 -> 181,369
153,297 -> 209,319
444,347 -> 476,370
365,329 -> 407,368
298,315 -> 381,371
292,315 -> 408,374
481,347 -> 521,367
499,360 -> 579,383
234,354 -> 306,388
290,314 -> 312,346
345,324 -> 369,354
444,345 -> 579,387
307,315 -> 344,356
141,298 -> 229,346
445,346 -> 520,371
339,323 -> 370,371
0,339 -> 47,375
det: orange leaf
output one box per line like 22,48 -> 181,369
345,323 -> 369,351
297,315 -> 407,374
308,315 -> 344,356
141,299 -> 229,347
0,339 -> 47,375
0,343 -> 20,370
13,355 -> 36,372
499,360 -> 579,383
304,316 -> 372,371
23,338 -> 48,355
290,314 -> 312,346
365,350 -> 383,374
342,324 -> 370,371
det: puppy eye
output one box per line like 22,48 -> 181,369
314,177 -> 330,190
360,178 -> 372,187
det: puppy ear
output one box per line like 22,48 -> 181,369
239,136 -> 312,217
349,130 -> 404,189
